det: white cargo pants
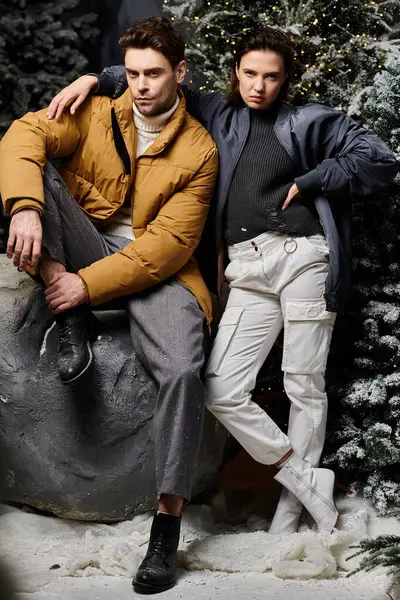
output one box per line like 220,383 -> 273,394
205,231 -> 336,466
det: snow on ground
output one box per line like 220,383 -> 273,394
1,496 -> 398,599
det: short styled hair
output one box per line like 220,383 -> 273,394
119,16 -> 185,69
228,27 -> 295,104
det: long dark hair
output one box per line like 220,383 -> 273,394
228,27 -> 295,104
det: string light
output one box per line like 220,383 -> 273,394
164,0 -> 390,101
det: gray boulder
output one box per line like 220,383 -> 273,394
0,256 -> 225,521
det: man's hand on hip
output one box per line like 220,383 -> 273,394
45,273 -> 87,313
7,208 -> 43,271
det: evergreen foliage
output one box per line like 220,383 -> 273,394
0,0 -> 100,137
0,0 -> 101,251
164,0 -> 400,112
362,58 -> 400,159
347,520 -> 400,599
323,60 -> 400,515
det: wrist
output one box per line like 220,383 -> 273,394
78,275 -> 90,303
10,199 -> 43,218
294,170 -> 322,197
86,73 -> 100,93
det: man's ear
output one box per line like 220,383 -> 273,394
176,60 -> 186,84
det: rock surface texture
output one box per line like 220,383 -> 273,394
0,256 -> 225,521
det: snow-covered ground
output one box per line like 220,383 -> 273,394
1,496 -> 398,599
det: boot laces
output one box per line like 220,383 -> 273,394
152,532 -> 171,556
57,314 -> 85,346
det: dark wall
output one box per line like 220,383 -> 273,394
99,0 -> 163,68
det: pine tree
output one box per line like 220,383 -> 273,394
164,0 -> 400,113
0,0 -> 100,137
362,58 -> 400,160
323,60 -> 400,515
0,0 -> 101,251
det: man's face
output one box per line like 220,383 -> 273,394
236,50 -> 287,111
125,47 -> 185,116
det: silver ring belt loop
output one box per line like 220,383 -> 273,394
284,237 -> 298,254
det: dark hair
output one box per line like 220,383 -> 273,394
119,16 -> 185,68
228,27 -> 295,104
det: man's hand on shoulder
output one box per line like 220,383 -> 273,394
45,273 -> 88,313
7,208 -> 42,271
47,75 -> 98,120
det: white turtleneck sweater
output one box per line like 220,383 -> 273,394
103,95 -> 180,240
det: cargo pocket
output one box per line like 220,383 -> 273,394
303,235 -> 330,262
282,299 -> 334,374
206,306 -> 244,376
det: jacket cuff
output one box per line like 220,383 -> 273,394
94,68 -> 121,97
86,73 -> 100,93
295,169 -> 322,197
9,199 -> 44,217
78,275 -> 90,303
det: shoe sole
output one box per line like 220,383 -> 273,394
132,579 -> 176,595
61,341 -> 94,385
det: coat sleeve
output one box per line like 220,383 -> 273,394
179,86 -> 226,129
0,108 -> 82,216
78,145 -> 219,306
94,65 -> 128,99
294,109 -> 399,199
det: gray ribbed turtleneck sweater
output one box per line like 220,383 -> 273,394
225,106 -> 322,244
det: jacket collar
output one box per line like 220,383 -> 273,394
273,102 -> 296,161
142,89 -> 187,156
276,101 -> 292,124
111,87 -> 187,159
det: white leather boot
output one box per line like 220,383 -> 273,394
274,453 -> 338,533
268,488 -> 303,534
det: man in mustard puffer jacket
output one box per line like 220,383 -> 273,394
0,17 -> 218,594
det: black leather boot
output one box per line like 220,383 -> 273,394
133,512 -> 181,594
55,306 -> 97,384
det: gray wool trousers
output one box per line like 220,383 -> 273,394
41,163 -> 207,500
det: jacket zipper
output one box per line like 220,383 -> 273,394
287,466 -> 336,513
